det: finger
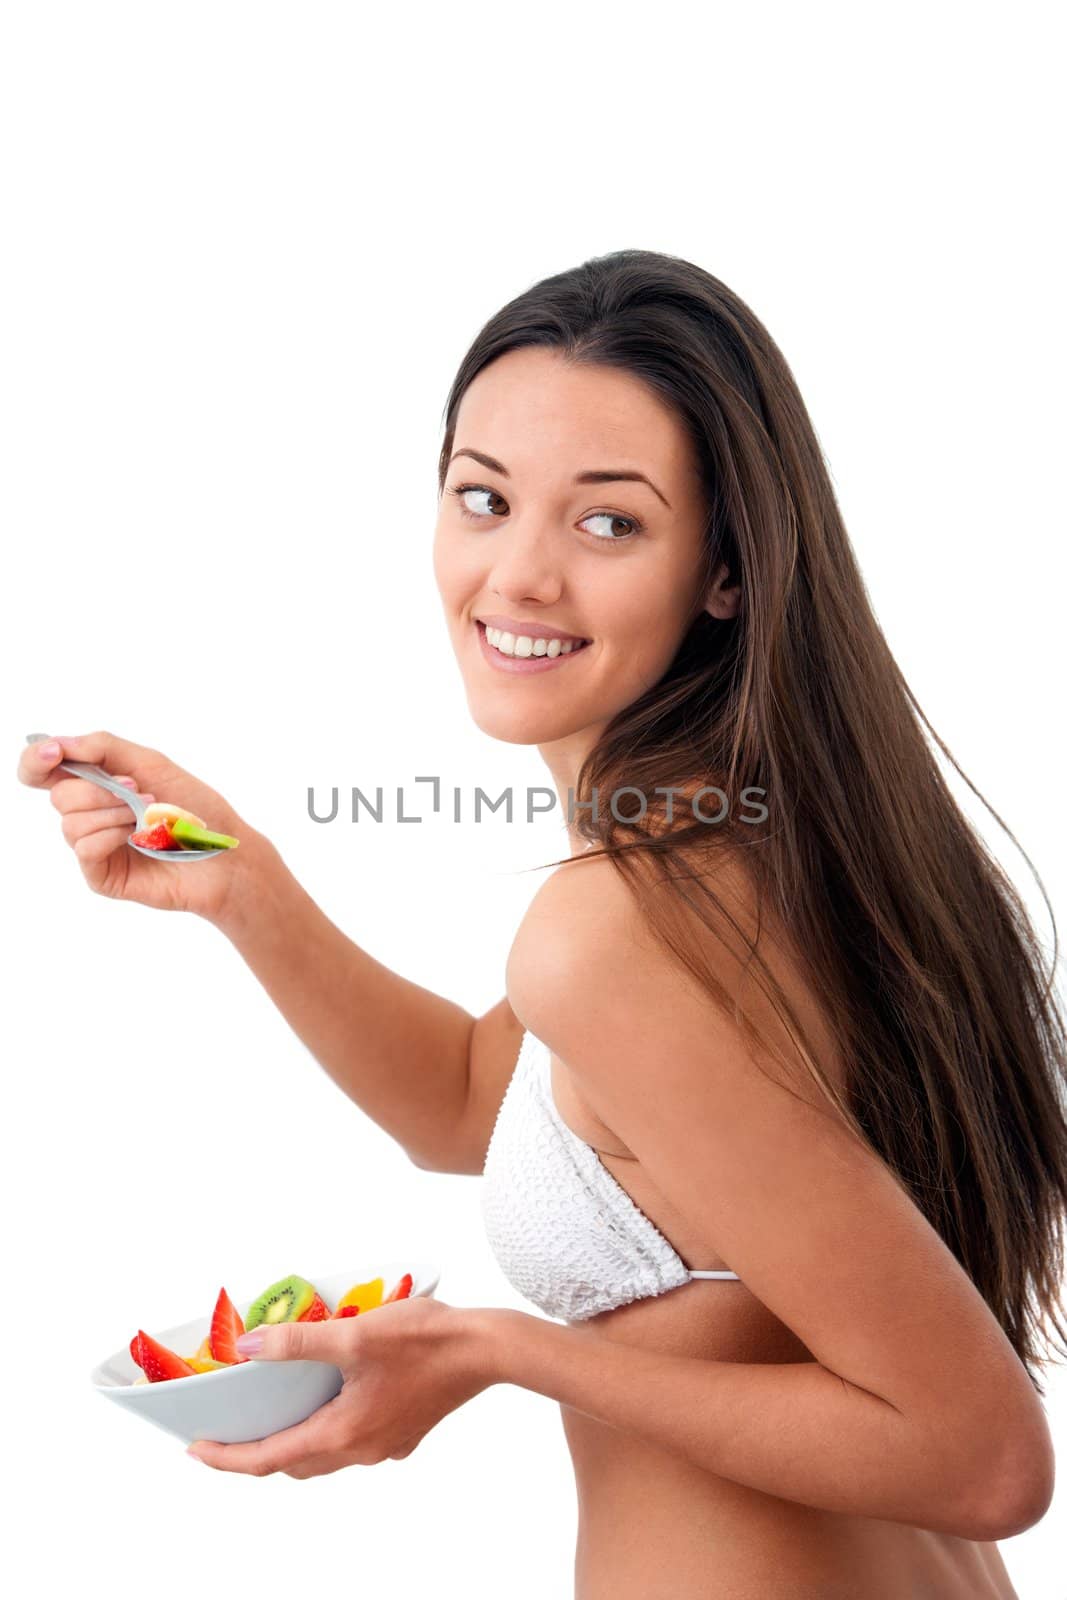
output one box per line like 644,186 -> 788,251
50,729 -> 165,778
61,805 -> 136,843
187,1396 -> 349,1476
61,800 -> 150,839
20,729 -> 163,791
236,1319 -> 358,1365
388,1434 -> 422,1460
281,1450 -> 359,1480
187,1439 -> 279,1476
17,737 -> 67,789
71,824 -> 144,866
49,776 -> 147,815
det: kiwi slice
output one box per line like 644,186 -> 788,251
170,816 -> 239,851
244,1274 -> 317,1330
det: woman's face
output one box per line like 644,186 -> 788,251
433,346 -> 736,754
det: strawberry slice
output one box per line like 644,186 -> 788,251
382,1272 -> 413,1304
296,1292 -> 330,1323
136,1330 -> 197,1382
209,1287 -> 248,1365
130,822 -> 180,851
334,1305 -> 360,1319
130,1333 -> 144,1369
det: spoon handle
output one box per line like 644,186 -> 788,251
24,734 -> 147,825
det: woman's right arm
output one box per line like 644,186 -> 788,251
206,848 -> 497,1172
18,730 -> 492,1174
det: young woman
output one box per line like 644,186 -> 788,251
20,250 -> 1066,1597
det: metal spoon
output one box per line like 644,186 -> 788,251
25,732 -> 232,861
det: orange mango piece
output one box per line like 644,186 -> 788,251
184,1334 -> 230,1373
336,1277 -> 384,1314
183,1333 -> 230,1373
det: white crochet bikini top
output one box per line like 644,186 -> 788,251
481,1028 -> 741,1322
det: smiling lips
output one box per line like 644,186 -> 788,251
477,612 -> 588,642
475,619 -> 591,673
484,623 -> 587,659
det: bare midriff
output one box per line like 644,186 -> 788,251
557,1279 -> 1018,1600
545,1051 -> 1018,1600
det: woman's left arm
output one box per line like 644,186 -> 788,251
469,1304 -> 1047,1541
491,858 -> 1056,1543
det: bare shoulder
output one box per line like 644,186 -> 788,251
507,846 -> 844,1110
505,852 -> 652,1032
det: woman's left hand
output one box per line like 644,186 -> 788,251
186,1296 -> 498,1478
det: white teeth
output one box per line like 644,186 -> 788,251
484,624 -> 585,659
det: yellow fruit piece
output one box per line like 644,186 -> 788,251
336,1277 -> 384,1313
182,1335 -> 229,1373
143,801 -> 207,831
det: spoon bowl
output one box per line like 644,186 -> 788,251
25,733 -> 233,861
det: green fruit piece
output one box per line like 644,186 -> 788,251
170,816 -> 239,851
143,802 -> 207,830
244,1274 -> 317,1330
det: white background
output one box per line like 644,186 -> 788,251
1,3 -> 1064,1595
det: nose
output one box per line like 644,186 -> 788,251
485,511 -> 564,608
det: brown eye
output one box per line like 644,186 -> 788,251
448,484 -> 508,518
581,511 -> 640,542
447,483 -> 641,543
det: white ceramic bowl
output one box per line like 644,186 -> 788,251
91,1261 -> 441,1446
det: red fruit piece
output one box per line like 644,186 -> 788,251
334,1305 -> 360,1319
130,1333 -> 144,1369
136,1330 -> 197,1382
296,1293 -> 330,1323
130,822 -> 179,851
382,1273 -> 413,1303
209,1287 -> 248,1365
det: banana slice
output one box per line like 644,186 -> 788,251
142,801 -> 207,831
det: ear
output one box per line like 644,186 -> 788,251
703,559 -> 741,621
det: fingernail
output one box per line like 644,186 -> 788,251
37,741 -> 60,760
235,1331 -> 264,1354
117,776 -> 137,788
186,1445 -> 206,1462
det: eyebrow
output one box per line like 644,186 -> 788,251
447,447 -> 672,510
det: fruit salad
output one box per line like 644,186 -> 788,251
129,801 -> 239,853
129,1271 -> 414,1384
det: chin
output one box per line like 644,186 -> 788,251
467,706 -> 564,745
464,696 -> 596,748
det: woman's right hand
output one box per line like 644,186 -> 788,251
17,730 -> 264,925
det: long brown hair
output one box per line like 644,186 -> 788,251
436,248 -> 1067,1395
